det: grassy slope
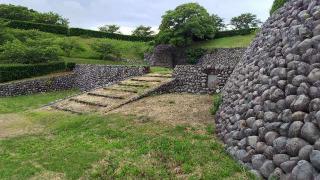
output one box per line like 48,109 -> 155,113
192,32 -> 256,49
0,92 -> 253,179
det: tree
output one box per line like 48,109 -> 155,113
34,12 -> 69,27
98,24 -> 121,34
270,0 -> 288,15
90,40 -> 120,60
132,25 -> 154,37
230,13 -> 261,30
156,3 -> 218,47
211,14 -> 225,31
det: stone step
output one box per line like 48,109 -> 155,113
87,92 -> 125,99
118,82 -> 150,88
103,87 -> 139,93
52,100 -> 99,114
130,78 -> 162,83
144,74 -> 172,78
69,98 -> 109,107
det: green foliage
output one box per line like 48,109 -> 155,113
69,28 -> 153,42
215,28 -> 257,38
99,24 -> 121,34
211,14 -> 225,31
0,4 -> 69,26
0,39 -> 59,64
132,25 -> 154,37
0,61 -> 66,83
211,94 -> 223,115
6,19 -> 69,35
230,13 -> 261,30
186,48 -> 207,64
57,37 -> 84,57
156,3 -> 218,47
270,0 -> 288,15
90,40 -> 121,60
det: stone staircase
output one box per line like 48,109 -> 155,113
51,73 -> 173,114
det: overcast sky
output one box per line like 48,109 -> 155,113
0,0 -> 274,34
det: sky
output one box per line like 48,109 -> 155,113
0,0 -> 274,34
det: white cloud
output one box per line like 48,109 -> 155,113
0,0 -> 274,34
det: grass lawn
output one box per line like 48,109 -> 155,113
150,66 -> 173,74
192,32 -> 256,49
0,92 -> 253,179
0,90 -> 79,114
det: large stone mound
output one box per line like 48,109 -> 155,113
215,0 -> 320,179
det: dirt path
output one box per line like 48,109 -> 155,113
111,93 -> 213,126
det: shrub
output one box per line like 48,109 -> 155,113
69,28 -> 154,42
215,28 -> 257,38
57,38 -> 84,57
90,40 -> 121,60
6,19 -> 69,35
0,39 -> 59,64
66,62 -> 76,71
210,94 -> 223,115
270,0 -> 288,15
0,61 -> 66,83
186,48 -> 207,64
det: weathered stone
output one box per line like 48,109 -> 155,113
252,154 -> 266,170
265,131 -> 279,146
301,122 -> 320,144
310,150 -> 320,171
288,121 -> 304,137
280,160 -> 298,173
308,68 -> 320,84
291,160 -> 316,180
273,154 -> 290,167
286,138 -> 309,156
260,160 -> 275,178
290,95 -> 310,112
298,145 -> 314,161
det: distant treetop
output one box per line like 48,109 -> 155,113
270,0 -> 288,15
0,4 -> 69,26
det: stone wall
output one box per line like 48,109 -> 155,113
0,73 -> 75,97
0,65 -> 149,97
145,44 -> 187,68
73,64 -> 149,91
197,48 -> 246,68
170,65 -> 234,94
215,0 -> 320,179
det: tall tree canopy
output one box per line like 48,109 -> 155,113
270,0 -> 288,15
0,4 -> 69,26
156,3 -> 220,47
230,13 -> 261,30
98,24 -> 121,34
132,25 -> 154,37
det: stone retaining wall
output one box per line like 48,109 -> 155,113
215,0 -> 320,179
0,65 -> 150,97
73,64 -> 149,91
0,73 -> 75,97
170,65 -> 234,94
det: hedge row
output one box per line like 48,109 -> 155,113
0,61 -> 67,83
215,28 -> 257,39
6,19 -> 69,35
69,28 -> 154,42
2,18 -> 154,42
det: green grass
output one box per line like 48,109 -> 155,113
0,92 -> 253,179
150,66 -> 173,74
211,94 -> 223,115
0,111 -> 253,179
0,90 -> 79,114
192,32 -> 256,49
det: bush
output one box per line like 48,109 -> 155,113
90,40 -> 121,60
215,28 -> 257,38
0,61 -> 66,83
6,19 -> 69,35
57,38 -> 84,57
186,48 -> 207,64
69,28 -> 154,42
210,94 -> 223,115
0,39 -> 59,64
270,0 -> 288,15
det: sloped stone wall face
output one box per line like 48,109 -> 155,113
215,0 -> 320,179
73,64 -> 149,91
0,73 -> 75,97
